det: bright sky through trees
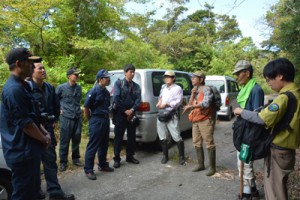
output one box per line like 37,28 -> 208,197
125,0 -> 279,48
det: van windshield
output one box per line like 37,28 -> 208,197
205,80 -> 225,93
106,72 -> 141,96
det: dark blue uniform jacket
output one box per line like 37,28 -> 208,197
0,75 -> 43,165
84,84 -> 110,116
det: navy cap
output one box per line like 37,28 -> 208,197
6,48 -> 41,65
67,67 -> 81,76
96,69 -> 113,80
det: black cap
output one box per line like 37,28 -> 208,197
6,48 -> 41,65
66,67 -> 81,76
124,64 -> 136,72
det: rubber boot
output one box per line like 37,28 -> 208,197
161,140 -> 168,164
177,141 -> 185,165
192,147 -> 205,172
206,148 -> 216,176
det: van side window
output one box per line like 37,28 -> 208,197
230,81 -> 239,92
175,73 -> 192,95
227,80 -> 232,92
234,82 -> 240,92
152,72 -> 165,96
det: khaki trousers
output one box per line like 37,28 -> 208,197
192,119 -> 215,149
264,147 -> 295,200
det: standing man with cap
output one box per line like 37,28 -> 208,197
83,69 -> 114,180
56,67 -> 83,172
30,60 -> 75,200
232,60 -> 264,200
0,48 -> 51,200
157,70 -> 185,165
112,64 -> 141,168
182,71 -> 216,175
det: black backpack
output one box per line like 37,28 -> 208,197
207,85 -> 222,111
232,91 -> 297,161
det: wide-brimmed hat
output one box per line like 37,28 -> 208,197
163,70 -> 175,77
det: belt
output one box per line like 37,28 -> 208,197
92,114 -> 109,118
270,143 -> 294,151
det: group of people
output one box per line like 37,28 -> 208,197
0,47 -> 299,200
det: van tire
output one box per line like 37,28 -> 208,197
0,175 -> 12,200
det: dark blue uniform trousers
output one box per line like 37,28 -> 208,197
9,157 -> 41,200
113,115 -> 136,162
40,129 -> 63,195
59,116 -> 82,164
84,117 -> 110,173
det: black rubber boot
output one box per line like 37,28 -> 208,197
177,141 -> 185,165
161,140 -> 168,164
206,147 -> 216,176
192,147 -> 205,172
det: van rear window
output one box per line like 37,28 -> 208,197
205,80 -> 225,93
106,72 -> 141,96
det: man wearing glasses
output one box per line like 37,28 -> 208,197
56,67 -> 83,172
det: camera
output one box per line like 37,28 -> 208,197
130,115 -> 140,127
40,112 -> 56,125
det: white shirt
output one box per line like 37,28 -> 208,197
159,83 -> 183,110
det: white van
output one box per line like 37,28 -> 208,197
107,69 -> 193,144
0,135 -> 12,200
205,75 -> 240,120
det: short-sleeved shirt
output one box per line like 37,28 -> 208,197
84,84 -> 110,116
0,75 -> 43,165
159,83 -> 183,111
259,83 -> 300,149
56,82 -> 82,119
113,78 -> 141,113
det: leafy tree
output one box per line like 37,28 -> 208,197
262,0 -> 300,83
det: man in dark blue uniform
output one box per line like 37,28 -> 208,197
30,61 -> 75,199
112,64 -> 141,168
0,48 -> 51,200
83,69 -> 114,180
56,67 -> 83,172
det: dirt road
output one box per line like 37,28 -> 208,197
43,119 -> 265,200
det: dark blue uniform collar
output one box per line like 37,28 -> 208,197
29,78 -> 45,90
10,74 -> 32,91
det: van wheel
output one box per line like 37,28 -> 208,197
0,176 -> 12,200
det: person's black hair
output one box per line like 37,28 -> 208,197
124,64 -> 136,72
9,63 -> 16,71
263,58 -> 295,81
246,65 -> 253,79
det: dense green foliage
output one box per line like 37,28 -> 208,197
262,0 -> 300,84
0,0 -> 298,96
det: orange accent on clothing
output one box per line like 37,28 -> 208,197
188,90 -> 211,122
